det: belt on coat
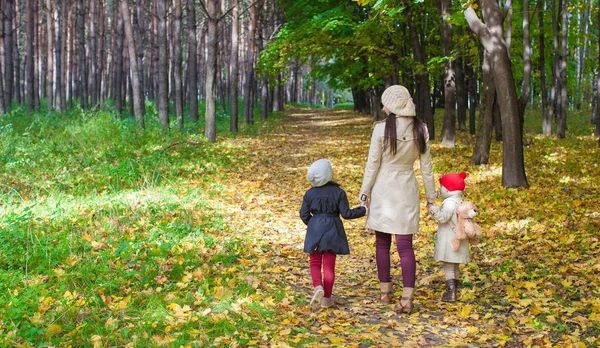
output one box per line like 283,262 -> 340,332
312,213 -> 338,217
380,163 -> 414,174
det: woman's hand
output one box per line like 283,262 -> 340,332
426,202 -> 434,210
361,199 -> 370,209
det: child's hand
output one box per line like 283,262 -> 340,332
428,204 -> 439,215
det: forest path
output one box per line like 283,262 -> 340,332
213,107 -> 493,347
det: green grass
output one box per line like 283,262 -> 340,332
0,100 -> 283,346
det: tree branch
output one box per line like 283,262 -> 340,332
464,7 -> 492,53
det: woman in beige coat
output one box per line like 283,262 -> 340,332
359,85 -> 437,313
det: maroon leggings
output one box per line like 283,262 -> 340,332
309,250 -> 337,298
375,231 -> 416,287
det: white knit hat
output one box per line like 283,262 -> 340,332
381,85 -> 416,116
306,159 -> 333,187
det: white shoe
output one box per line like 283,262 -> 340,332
310,286 -> 324,310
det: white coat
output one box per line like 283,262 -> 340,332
431,191 -> 470,263
359,116 -> 437,235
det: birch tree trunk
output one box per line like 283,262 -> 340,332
205,0 -> 220,142
464,1 -> 529,188
121,0 -> 144,127
437,0 -> 456,147
187,0 -> 198,122
230,0 -> 239,131
596,0 -> 600,137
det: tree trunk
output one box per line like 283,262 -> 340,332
596,0 -> 600,137
14,0 -> 21,104
89,0 -> 97,108
4,0 -> 13,108
472,53 -> 494,165
26,0 -> 35,112
78,0 -> 87,109
187,0 -> 198,123
157,0 -> 169,127
205,0 -> 219,142
120,0 -> 144,127
54,0 -> 65,112
230,0 -> 239,131
33,0 -> 40,109
548,0 -> 559,135
437,0 -> 456,147
173,0 -> 183,129
455,54 -> 467,131
539,0 -> 550,135
114,2 -> 124,114
465,1 -> 529,188
407,10 -> 434,139
46,0 -> 55,110
133,2 -> 144,99
465,58 -> 477,135
517,0 -> 531,124
243,1 -> 257,125
556,0 -> 567,138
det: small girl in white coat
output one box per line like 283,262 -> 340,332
428,172 -> 470,302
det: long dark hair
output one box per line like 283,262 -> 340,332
383,113 -> 427,155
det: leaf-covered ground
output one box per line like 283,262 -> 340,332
211,107 -> 600,347
1,106 -> 598,347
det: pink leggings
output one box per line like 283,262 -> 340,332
309,250 -> 337,298
375,231 -> 416,287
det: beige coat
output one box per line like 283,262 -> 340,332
359,117 -> 437,235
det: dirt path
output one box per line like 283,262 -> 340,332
215,107 -> 516,347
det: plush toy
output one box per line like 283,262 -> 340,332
452,201 -> 483,251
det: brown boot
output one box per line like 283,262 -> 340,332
380,282 -> 392,304
396,287 -> 415,314
441,279 -> 457,302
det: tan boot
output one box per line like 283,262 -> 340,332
321,297 -> 335,308
396,287 -> 415,314
380,282 -> 393,304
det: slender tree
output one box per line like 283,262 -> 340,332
78,0 -> 87,109
517,0 -> 531,123
121,0 -> 144,127
230,0 -> 239,131
4,0 -> 13,108
187,0 -> 198,122
243,1 -> 257,125
556,0 -> 568,138
539,0 -> 550,135
437,0 -> 456,147
173,0 -> 183,129
465,0 -> 528,188
46,0 -> 55,110
157,0 -> 169,127
205,0 -> 220,142
26,0 -> 35,112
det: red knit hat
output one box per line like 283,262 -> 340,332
439,172 -> 467,191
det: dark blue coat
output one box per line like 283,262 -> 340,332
300,182 -> 367,255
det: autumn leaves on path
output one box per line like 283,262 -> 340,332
217,107 -> 486,346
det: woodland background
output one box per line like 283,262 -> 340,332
0,0 -> 599,346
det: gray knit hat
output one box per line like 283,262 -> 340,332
307,159 -> 333,187
381,85 -> 416,116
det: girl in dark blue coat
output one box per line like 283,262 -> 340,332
300,159 -> 367,309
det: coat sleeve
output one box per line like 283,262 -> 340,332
419,126 -> 437,204
339,190 -> 367,220
430,199 -> 457,224
299,194 -> 312,225
359,125 -> 383,202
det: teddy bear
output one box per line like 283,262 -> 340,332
452,201 -> 483,251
